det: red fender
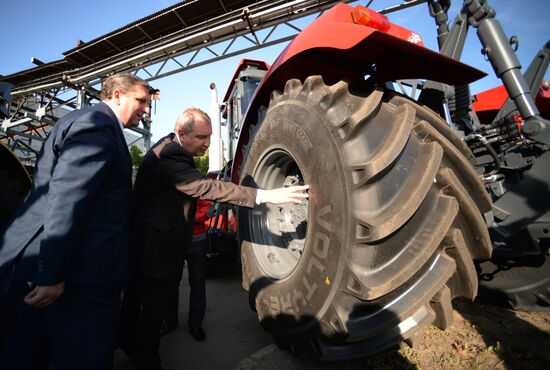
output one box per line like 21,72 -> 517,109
231,2 -> 485,183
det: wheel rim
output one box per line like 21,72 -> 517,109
250,149 -> 308,279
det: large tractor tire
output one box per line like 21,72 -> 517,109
237,76 -> 493,360
478,212 -> 550,312
477,253 -> 550,311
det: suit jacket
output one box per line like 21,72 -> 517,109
131,133 -> 256,279
0,102 -> 132,295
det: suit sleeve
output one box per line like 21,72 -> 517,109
153,145 -> 257,208
36,117 -> 116,285
175,178 -> 257,208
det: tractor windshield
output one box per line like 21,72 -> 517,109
240,76 -> 262,116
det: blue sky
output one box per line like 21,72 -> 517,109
1,0 -> 548,142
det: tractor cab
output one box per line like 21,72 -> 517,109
221,59 -> 268,160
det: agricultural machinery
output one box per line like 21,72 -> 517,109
208,0 -> 550,360
1,0 -> 548,362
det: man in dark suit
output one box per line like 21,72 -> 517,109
0,73 -> 151,370
160,199 -> 213,340
119,108 -> 308,370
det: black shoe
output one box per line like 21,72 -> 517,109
160,320 -> 179,337
189,326 -> 206,342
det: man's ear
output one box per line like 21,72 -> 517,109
112,88 -> 122,104
178,129 -> 186,142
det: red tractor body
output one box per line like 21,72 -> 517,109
473,83 -> 550,123
231,2 -> 485,182
218,1 -> 550,361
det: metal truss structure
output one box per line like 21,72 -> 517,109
0,0 -> 425,166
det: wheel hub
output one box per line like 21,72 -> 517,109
250,150 -> 308,279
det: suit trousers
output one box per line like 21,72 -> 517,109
0,281 -> 122,370
185,234 -> 207,329
164,233 -> 207,330
125,274 -> 179,370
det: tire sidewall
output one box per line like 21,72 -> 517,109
239,100 -> 348,330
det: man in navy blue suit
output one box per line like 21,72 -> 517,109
0,73 -> 151,370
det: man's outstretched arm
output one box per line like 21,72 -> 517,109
175,178 -> 308,208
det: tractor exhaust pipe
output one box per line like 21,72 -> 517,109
209,82 -> 223,172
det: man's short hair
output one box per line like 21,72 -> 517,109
174,108 -> 211,135
100,73 -> 151,100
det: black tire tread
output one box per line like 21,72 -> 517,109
347,189 -> 458,300
406,96 -> 477,165
413,119 -> 492,214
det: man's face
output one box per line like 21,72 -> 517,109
112,85 -> 150,128
180,117 -> 212,157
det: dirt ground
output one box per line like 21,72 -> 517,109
237,298 -> 550,370
359,299 -> 550,370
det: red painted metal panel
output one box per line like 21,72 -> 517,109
231,3 -> 486,183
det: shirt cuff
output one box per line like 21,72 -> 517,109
255,189 -> 264,205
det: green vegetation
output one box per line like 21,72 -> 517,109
130,144 -> 209,175
194,149 -> 209,175
130,145 -> 144,171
